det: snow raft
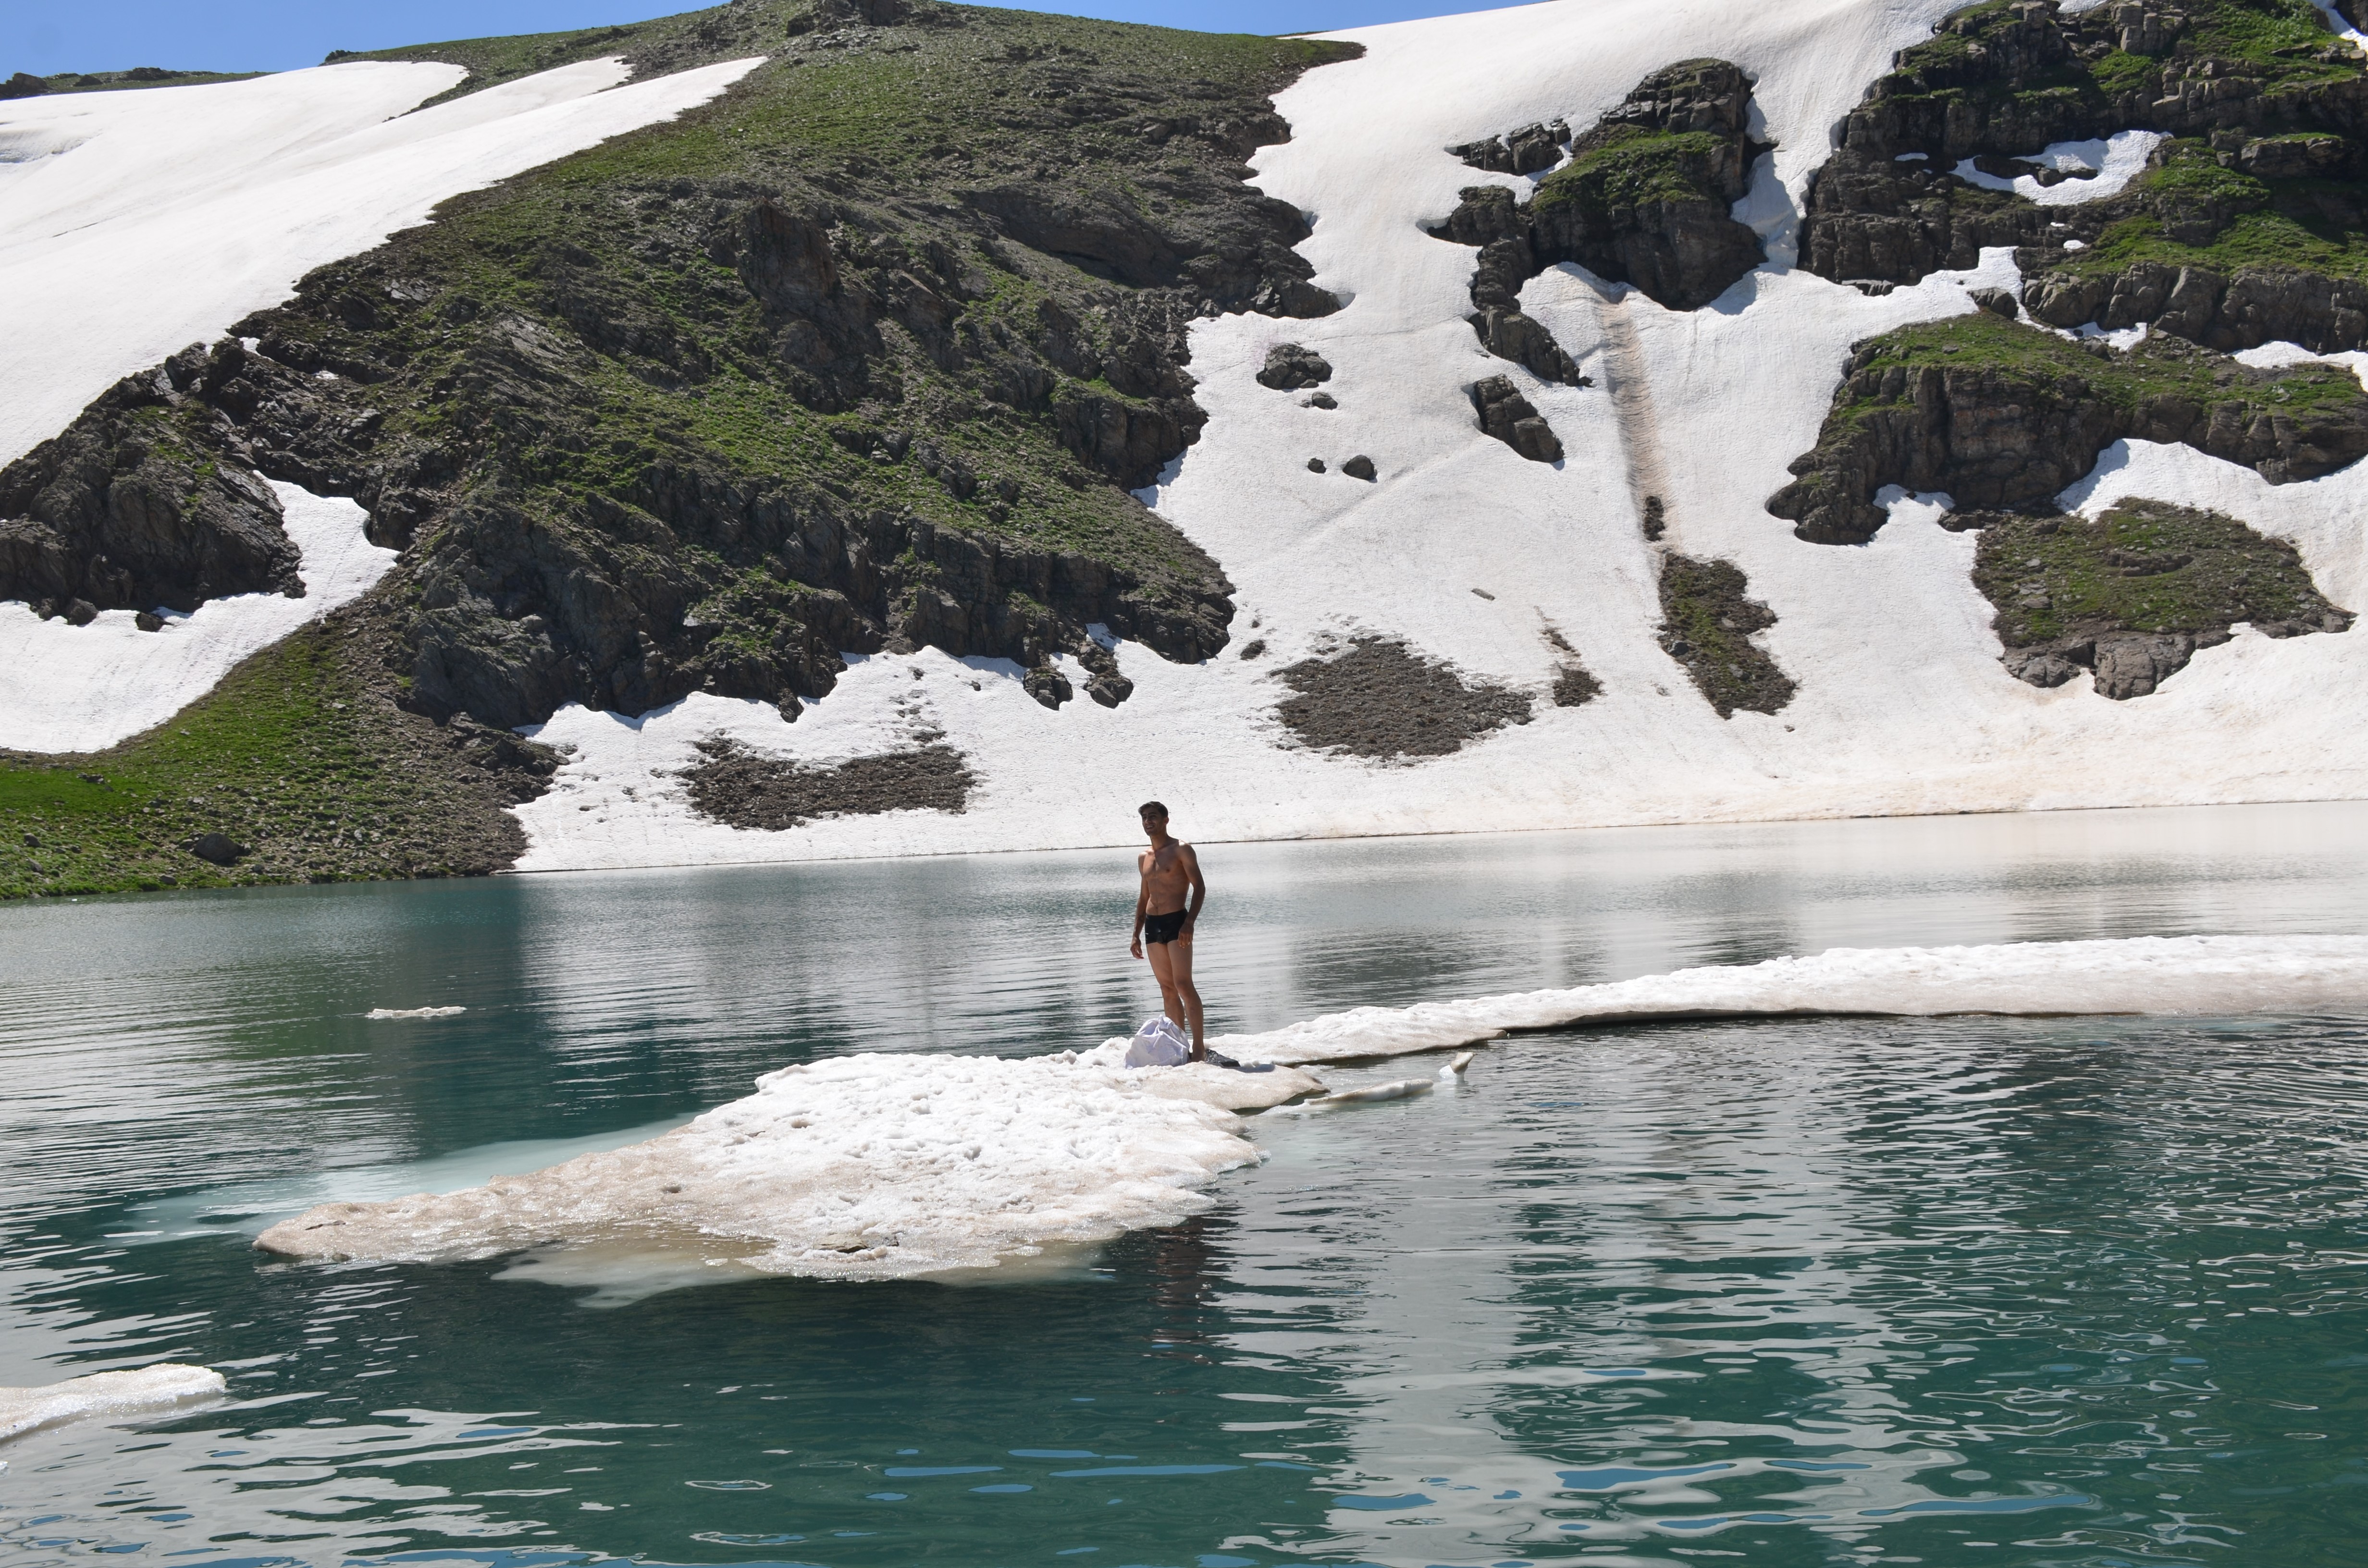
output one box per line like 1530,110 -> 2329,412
257,936 -> 2368,1281
0,1364 -> 225,1444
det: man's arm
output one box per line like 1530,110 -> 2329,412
1129,858 -> 1150,956
1181,844 -> 1206,932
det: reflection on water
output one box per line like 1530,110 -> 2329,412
3,803 -> 2368,1565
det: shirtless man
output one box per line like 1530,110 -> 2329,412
1129,800 -> 1208,1061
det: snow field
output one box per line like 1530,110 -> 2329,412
256,936 -> 2368,1283
0,54 -> 765,466
257,1051 -> 1324,1280
0,482 -> 394,753
0,1364 -> 225,1444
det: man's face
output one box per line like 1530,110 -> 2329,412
1141,812 -> 1166,841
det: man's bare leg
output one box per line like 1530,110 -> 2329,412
1148,935 -> 1206,1060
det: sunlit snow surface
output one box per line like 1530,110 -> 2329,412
0,54 -> 764,466
256,936 -> 2368,1283
513,0 -> 2368,871
0,483 -> 393,753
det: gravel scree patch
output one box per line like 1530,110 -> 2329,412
1273,635 -> 1533,760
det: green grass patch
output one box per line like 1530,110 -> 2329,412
1533,126 -> 1737,218
1656,555 -> 1796,718
2061,141 -> 2368,284
0,622 -> 525,901
1839,309 -> 2366,419
1974,498 -> 2351,645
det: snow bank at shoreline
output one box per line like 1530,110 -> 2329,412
0,1365 -> 225,1444
256,937 -> 2368,1283
1193,934 -> 2368,1065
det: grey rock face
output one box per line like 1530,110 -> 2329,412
1257,344 -> 1334,391
2022,261 -> 2368,355
1470,376 -> 1564,463
1451,119 -> 1570,175
1970,286 -> 2020,319
2091,631 -> 2197,698
0,353 -> 302,615
1469,308 -> 1586,386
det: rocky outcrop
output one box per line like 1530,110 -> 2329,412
1257,344 -> 1333,391
1973,499 -> 2352,697
1769,315 -> 2368,544
2021,259 -> 2368,353
1432,60 -> 1770,315
0,362 -> 301,614
1470,307 -> 1587,385
1801,0 -> 2368,293
1453,119 -> 1570,174
1469,375 -> 1563,462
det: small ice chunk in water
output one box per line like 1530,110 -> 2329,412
367,1005 -> 467,1019
1,1364 -> 225,1443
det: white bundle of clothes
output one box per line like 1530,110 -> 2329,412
1123,1016 -> 1193,1067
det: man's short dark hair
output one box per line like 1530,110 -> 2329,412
1139,800 -> 1168,820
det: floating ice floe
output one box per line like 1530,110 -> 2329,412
0,482 -> 393,753
1952,130 -> 2163,206
366,1005 -> 468,1020
257,1052 -> 1325,1280
0,1364 -> 225,1444
257,937 -> 2368,1282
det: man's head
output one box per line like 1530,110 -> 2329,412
1139,801 -> 1169,839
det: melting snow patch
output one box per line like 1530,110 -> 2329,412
0,1364 -> 225,1444
1952,131 -> 2163,206
0,481 -> 393,753
257,938 -> 2364,1282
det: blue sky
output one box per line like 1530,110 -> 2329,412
10,1 -> 1511,77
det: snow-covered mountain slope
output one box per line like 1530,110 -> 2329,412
8,0 -> 2368,894
0,53 -> 763,468
509,0 -> 2368,871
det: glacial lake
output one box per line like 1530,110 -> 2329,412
6,802 -> 2368,1567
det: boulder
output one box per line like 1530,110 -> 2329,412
1469,376 -> 1563,462
1970,287 -> 2020,319
2091,632 -> 2195,699
187,833 -> 247,867
1023,665 -> 1073,709
1341,454 -> 1377,481
1256,343 -> 1332,391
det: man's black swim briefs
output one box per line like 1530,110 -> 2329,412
1143,909 -> 1188,945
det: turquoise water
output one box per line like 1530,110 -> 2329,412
7,803 -> 2368,1566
